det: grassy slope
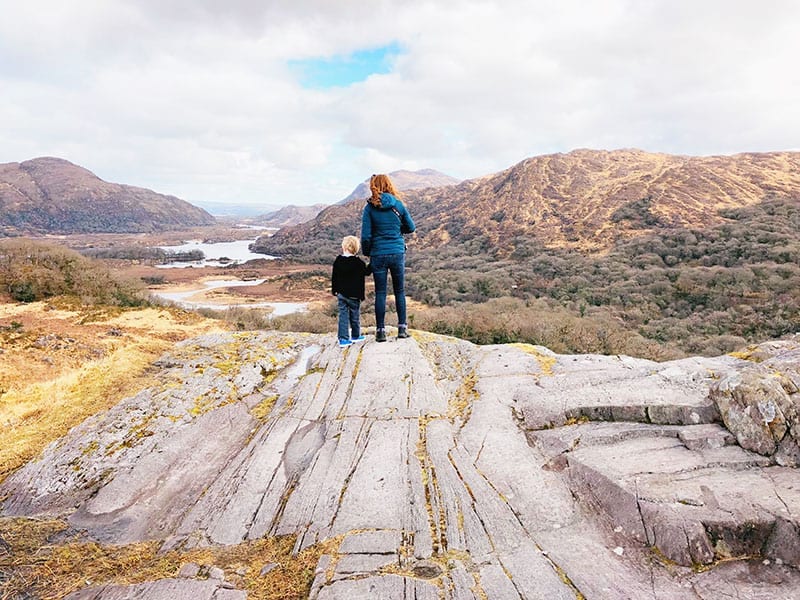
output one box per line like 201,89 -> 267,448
0,300 -> 337,599
0,302 -> 230,482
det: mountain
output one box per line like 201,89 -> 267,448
0,157 -> 216,234
252,149 -> 800,259
249,203 -> 328,228
193,201 -> 283,218
337,168 -> 461,204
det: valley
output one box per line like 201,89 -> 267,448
21,225 -> 333,312
3,149 -> 798,360
0,221 -> 333,493
0,149 -> 798,599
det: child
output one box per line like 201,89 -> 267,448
331,235 -> 371,348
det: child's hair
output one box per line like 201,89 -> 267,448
342,235 -> 360,255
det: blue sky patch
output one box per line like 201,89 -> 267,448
289,42 -> 401,89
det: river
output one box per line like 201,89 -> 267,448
150,278 -> 308,316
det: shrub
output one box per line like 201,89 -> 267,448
0,239 -> 147,306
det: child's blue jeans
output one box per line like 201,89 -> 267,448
337,294 -> 361,340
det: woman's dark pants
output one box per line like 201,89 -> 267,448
370,253 -> 406,330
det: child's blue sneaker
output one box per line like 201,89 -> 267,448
351,335 -> 366,343
338,339 -> 352,348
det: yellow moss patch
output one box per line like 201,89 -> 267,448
251,394 -> 280,420
213,358 -> 239,374
0,517 -> 335,600
469,571 -> 490,600
510,343 -> 557,376
553,563 -> 586,600
189,393 -> 216,417
411,330 -> 458,344
448,371 -> 478,426
728,348 -> 758,361
649,545 -> 680,569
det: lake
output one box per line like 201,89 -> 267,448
157,238 -> 276,268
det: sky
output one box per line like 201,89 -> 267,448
1,0 -> 799,209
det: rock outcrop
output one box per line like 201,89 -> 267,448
709,341 -> 800,466
2,331 -> 799,599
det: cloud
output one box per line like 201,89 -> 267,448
1,0 -> 799,207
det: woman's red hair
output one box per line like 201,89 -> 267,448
369,174 -> 401,206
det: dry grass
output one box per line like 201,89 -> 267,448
0,517 -> 334,600
0,301 -> 229,484
0,299 -> 338,599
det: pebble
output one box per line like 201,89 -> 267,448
412,560 -> 443,579
260,563 -> 279,576
178,563 -> 200,578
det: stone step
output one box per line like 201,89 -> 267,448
516,353 -> 743,430
534,422 -> 799,567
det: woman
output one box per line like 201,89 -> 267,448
360,174 -> 415,342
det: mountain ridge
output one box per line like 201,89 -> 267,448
252,148 -> 800,258
0,157 -> 216,234
250,203 -> 329,228
337,168 -> 461,205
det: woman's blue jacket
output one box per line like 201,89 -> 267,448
360,192 -> 415,257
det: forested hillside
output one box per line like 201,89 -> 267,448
409,196 -> 799,355
253,149 -> 800,259
250,150 -> 800,357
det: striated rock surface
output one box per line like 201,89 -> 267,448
2,332 -> 799,599
65,578 -> 245,600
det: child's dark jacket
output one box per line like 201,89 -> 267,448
331,255 -> 370,300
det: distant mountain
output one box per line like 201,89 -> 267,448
252,149 -> 800,260
0,157 -> 215,235
249,204 -> 328,228
194,201 -> 283,218
338,169 -> 461,204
